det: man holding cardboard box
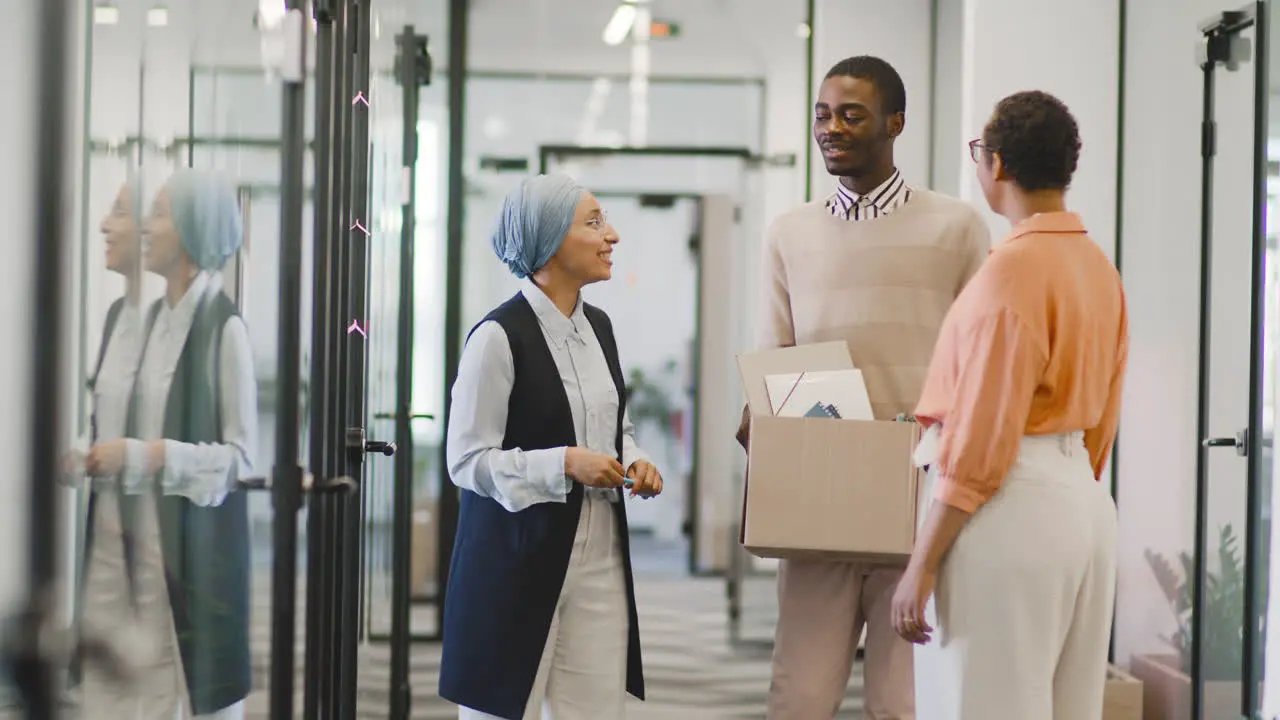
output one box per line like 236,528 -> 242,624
736,56 -> 989,718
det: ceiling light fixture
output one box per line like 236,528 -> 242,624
602,1 -> 638,46
93,3 -> 120,25
147,6 -> 169,27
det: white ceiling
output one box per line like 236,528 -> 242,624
92,0 -> 808,79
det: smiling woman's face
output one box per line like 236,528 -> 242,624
540,192 -> 619,287
100,184 -> 140,274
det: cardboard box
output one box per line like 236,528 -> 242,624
1103,663 -> 1143,720
736,341 -> 924,562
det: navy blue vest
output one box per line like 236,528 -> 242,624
85,291 -> 253,715
438,293 -> 645,719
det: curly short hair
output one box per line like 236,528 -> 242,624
982,90 -> 1081,191
825,55 -> 906,116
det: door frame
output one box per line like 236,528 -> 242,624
1194,4 -> 1269,718
534,143 -> 753,578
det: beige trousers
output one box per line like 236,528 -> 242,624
914,432 -> 1117,720
767,559 -> 915,719
459,491 -> 629,720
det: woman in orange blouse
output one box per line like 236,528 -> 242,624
889,90 -> 1128,719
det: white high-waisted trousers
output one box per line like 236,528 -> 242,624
913,431 -> 1117,720
459,490 -> 629,720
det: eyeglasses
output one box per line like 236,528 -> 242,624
968,138 -> 994,164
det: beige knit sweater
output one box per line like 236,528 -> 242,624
757,189 -> 991,419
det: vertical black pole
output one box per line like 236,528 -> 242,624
1192,45 -> 1217,720
1243,3 -> 1268,713
24,0 -> 72,711
437,0 -> 469,640
324,0 -> 352,713
1108,0 -> 1127,667
339,1 -> 372,716
271,3 -> 307,719
305,1 -> 336,716
390,28 -> 421,718
802,0 -> 815,203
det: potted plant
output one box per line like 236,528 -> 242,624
625,363 -> 678,440
1130,524 -> 1244,720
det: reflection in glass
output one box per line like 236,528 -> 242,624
78,170 -> 257,717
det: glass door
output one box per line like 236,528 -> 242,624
1193,5 -> 1270,719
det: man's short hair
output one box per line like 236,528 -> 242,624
824,56 -> 906,116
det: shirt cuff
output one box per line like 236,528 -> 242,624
121,439 -> 150,494
527,446 -> 572,501
932,473 -> 987,514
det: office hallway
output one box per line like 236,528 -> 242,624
242,537 -> 867,719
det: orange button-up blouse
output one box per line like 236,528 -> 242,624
913,212 -> 1129,513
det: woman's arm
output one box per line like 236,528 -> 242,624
911,309 -> 1044,569
124,315 -> 258,507
446,321 -> 570,513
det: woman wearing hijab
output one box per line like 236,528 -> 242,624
890,91 -> 1127,719
75,180 -> 149,710
439,173 -> 664,720
83,168 -> 258,719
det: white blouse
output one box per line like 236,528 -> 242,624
118,271 -> 258,507
446,280 -> 649,513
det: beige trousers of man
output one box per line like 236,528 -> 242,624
767,559 -> 915,719
914,432 -> 1117,720
459,491 -> 629,720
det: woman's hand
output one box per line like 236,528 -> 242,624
565,447 -> 626,489
84,440 -> 129,477
625,460 -> 663,499
891,563 -> 937,645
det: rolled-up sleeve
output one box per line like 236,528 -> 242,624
931,309 -> 1045,513
446,321 -> 570,513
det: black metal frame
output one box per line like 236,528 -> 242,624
1193,5 -> 1268,719
434,0 -> 470,648
299,0 -> 382,715
385,22 -> 434,716
1108,0 -> 1129,667
270,2 -> 308,719
534,143 -> 751,579
803,0 -> 815,202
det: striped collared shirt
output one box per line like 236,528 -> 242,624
825,168 -> 912,221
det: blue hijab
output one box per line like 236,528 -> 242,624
491,173 -> 586,278
165,169 -> 244,271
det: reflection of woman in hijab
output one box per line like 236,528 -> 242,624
76,180 -> 148,709
440,174 -> 664,719
84,169 -> 258,719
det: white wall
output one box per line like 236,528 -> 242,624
956,0 -> 1120,259
809,0 -> 935,197
0,0 -> 38,623
930,0 -> 963,196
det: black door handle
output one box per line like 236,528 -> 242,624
1202,428 -> 1248,456
363,440 -> 397,456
